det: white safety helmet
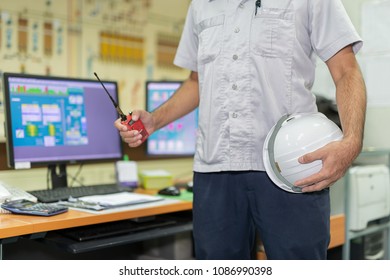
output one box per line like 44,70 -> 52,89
263,112 -> 343,193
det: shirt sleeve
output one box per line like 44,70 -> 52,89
173,2 -> 198,72
309,0 -> 363,62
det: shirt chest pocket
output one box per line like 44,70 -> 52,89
251,8 -> 294,58
197,15 -> 225,64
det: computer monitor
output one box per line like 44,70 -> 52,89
2,72 -> 123,188
145,81 -> 198,157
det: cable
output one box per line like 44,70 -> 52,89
68,163 -> 84,188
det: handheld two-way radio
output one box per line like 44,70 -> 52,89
94,72 -> 148,143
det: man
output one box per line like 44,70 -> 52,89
115,0 -> 366,259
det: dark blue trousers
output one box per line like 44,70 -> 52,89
192,171 -> 330,260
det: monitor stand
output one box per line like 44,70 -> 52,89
49,163 -> 68,189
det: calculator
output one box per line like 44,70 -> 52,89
1,199 -> 68,216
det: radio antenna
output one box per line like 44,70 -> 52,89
94,72 -> 126,121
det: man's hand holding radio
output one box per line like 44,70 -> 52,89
115,110 -> 154,147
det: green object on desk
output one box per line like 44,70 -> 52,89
158,189 -> 193,201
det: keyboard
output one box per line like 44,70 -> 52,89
29,184 -> 127,203
58,216 -> 177,241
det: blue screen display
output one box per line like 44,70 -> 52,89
11,86 -> 88,147
3,73 -> 123,166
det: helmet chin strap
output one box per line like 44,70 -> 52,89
267,114 -> 303,193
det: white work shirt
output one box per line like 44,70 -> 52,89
174,0 -> 362,172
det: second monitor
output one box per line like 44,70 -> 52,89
145,81 -> 198,157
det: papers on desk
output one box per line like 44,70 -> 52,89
79,192 -> 163,208
57,192 -> 163,211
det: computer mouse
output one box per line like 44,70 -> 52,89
158,186 -> 181,196
186,181 -> 193,192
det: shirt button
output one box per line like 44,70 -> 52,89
239,3 -> 244,8
234,27 -> 240,33
232,84 -> 238,90
233,54 -> 238,60
232,112 -> 238,118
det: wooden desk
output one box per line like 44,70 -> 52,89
329,214 -> 345,249
1,197 -> 344,259
0,199 -> 192,240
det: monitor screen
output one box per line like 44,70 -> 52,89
2,72 -> 123,187
145,81 -> 198,157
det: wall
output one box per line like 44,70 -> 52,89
331,0 -> 390,215
0,0 -> 389,191
313,0 -> 390,151
0,0 -> 193,190
0,0 -> 191,117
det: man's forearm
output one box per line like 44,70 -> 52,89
326,45 -> 367,158
336,64 -> 367,156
